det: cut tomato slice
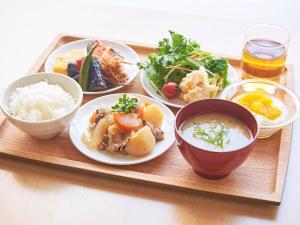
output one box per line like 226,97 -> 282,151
113,112 -> 141,130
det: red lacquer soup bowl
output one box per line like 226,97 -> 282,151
175,99 -> 259,179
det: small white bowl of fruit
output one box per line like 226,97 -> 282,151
220,79 -> 300,138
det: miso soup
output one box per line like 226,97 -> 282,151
180,113 -> 253,151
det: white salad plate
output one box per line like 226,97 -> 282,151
141,65 -> 241,108
45,39 -> 140,95
69,93 -> 175,165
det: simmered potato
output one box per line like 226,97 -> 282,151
143,104 -> 163,127
125,125 -> 155,156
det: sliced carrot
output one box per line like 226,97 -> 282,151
113,112 -> 141,131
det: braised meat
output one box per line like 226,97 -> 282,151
144,121 -> 164,141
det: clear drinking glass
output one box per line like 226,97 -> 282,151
241,24 -> 290,81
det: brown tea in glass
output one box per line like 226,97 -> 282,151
241,24 -> 290,81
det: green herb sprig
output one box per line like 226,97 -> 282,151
193,123 -> 230,149
111,94 -> 138,114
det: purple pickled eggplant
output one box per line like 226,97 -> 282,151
88,58 -> 109,91
67,62 -> 78,78
73,74 -> 79,82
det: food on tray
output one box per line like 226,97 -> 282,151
241,24 -> 289,80
162,82 -> 179,99
179,67 -> 219,103
138,31 -> 229,103
234,88 -> 288,126
8,81 -> 76,121
242,39 -> 287,79
82,94 -> 164,156
53,40 -> 128,91
180,113 -> 253,151
142,104 -> 163,127
53,50 -> 84,75
125,125 -> 156,156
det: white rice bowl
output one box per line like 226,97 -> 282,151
8,81 -> 76,121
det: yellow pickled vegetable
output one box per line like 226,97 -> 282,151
53,62 -> 68,75
236,89 -> 282,120
250,98 -> 282,120
236,92 -> 262,108
53,50 -> 84,75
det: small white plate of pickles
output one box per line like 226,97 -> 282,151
45,39 -> 140,95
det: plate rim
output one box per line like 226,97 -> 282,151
69,93 -> 175,165
140,65 -> 241,108
44,39 -> 140,95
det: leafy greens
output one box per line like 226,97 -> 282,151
111,94 -> 138,114
138,31 -> 229,92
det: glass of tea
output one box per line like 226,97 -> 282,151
241,24 -> 290,80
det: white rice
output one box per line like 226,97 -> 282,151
8,81 -> 76,121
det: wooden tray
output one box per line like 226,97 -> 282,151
0,34 -> 294,204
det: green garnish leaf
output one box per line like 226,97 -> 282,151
111,94 -> 139,114
192,123 -> 230,149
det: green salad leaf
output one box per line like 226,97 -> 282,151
138,31 -> 229,94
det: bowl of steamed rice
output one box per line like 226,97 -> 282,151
0,72 -> 83,139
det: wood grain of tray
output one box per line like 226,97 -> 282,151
0,34 -> 294,204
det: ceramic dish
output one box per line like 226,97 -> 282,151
45,39 -> 140,95
0,72 -> 83,139
69,93 -> 175,165
175,99 -> 259,179
141,65 -> 240,108
220,79 -> 300,138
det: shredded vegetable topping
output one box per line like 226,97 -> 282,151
192,123 -> 230,148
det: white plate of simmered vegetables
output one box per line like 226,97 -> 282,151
139,31 -> 241,108
69,93 -> 175,165
45,39 -> 139,94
